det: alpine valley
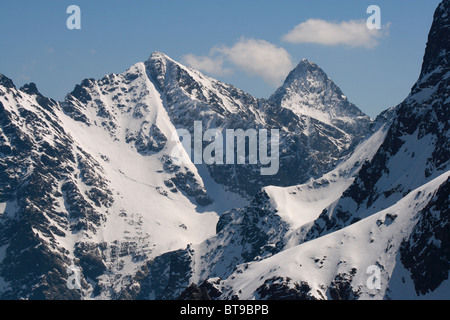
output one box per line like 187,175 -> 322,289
0,0 -> 448,300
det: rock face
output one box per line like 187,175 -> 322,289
0,0 -> 448,301
400,177 -> 449,296
0,81 -> 110,299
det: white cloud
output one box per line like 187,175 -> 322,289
217,38 -> 294,86
182,54 -> 232,76
282,19 -> 389,48
183,38 -> 294,87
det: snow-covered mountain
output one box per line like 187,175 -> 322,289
146,51 -> 372,196
270,59 -> 371,141
61,51 -> 371,198
153,0 -> 448,300
0,66 -> 221,299
0,0 -> 448,301
0,38 -> 371,298
132,122 -> 390,300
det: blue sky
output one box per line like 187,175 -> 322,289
0,0 -> 441,118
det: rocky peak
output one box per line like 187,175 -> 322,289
148,51 -> 170,62
282,58 -> 330,89
270,58 -> 367,117
417,0 -> 449,81
20,83 -> 40,96
0,73 -> 15,89
145,51 -> 171,69
144,51 -> 172,91
269,59 -> 371,140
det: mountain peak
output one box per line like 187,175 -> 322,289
282,59 -> 325,85
414,0 -> 449,88
20,83 -> 40,96
271,58 -> 341,101
145,52 -> 171,90
0,73 -> 15,89
146,51 -> 180,67
299,58 -> 318,66
269,59 -> 369,130
148,51 -> 169,61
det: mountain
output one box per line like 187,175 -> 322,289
1,0 -> 447,300
303,0 -> 450,243
145,52 -> 372,196
270,59 -> 370,140
0,67 -> 220,299
161,0 -> 449,300
0,45 -> 371,298
62,52 -> 371,198
132,122 -> 389,300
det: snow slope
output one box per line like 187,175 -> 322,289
132,121 -> 389,300
265,123 -> 388,232
219,171 -> 450,300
